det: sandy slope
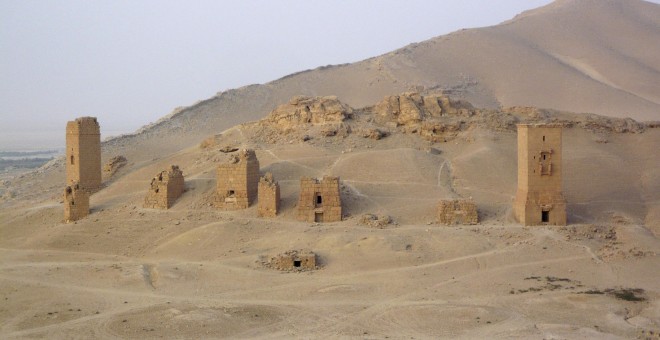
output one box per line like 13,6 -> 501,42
1,115 -> 658,338
1,0 -> 659,337
93,0 -> 660,165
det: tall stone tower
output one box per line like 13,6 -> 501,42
66,117 -> 102,192
215,149 -> 260,210
514,124 -> 566,226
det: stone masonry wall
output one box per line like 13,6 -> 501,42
267,250 -> 317,271
258,172 -> 280,217
66,117 -> 102,193
437,199 -> 478,225
215,149 -> 260,210
514,124 -> 567,226
143,165 -> 185,209
64,182 -> 90,222
297,176 -> 342,223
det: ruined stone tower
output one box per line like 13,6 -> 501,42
143,165 -> 185,209
258,172 -> 280,217
66,117 -> 101,192
437,199 -> 478,225
297,176 -> 342,223
63,182 -> 89,222
215,149 -> 260,209
514,124 -> 567,226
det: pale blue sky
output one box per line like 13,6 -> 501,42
0,0 -> 608,148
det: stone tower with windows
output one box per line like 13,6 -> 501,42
215,149 -> 260,210
514,124 -> 566,226
66,117 -> 102,193
297,176 -> 342,223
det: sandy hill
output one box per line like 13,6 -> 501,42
1,0 -> 660,338
100,0 -> 660,163
1,94 -> 659,338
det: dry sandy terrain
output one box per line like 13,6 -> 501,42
1,103 -> 659,338
1,0 -> 659,338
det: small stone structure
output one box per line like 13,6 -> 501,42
258,172 -> 280,217
143,165 -> 185,209
297,176 -> 342,223
215,149 -> 260,210
437,199 -> 478,225
63,182 -> 89,222
267,250 -> 317,271
514,124 -> 567,226
66,117 -> 102,192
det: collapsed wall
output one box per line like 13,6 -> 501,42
143,165 -> 185,209
437,199 -> 478,225
215,149 -> 260,210
297,176 -> 342,223
258,172 -> 280,217
63,182 -> 90,222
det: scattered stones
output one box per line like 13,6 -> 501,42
103,155 -> 127,176
358,214 -> 393,228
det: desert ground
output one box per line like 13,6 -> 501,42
1,93 -> 659,339
1,0 -> 659,338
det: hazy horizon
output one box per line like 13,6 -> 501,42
2,0 -> 658,150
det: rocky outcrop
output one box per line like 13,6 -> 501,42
265,95 -> 354,131
372,92 -> 473,126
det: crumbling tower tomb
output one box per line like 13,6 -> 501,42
297,176 -> 342,223
63,182 -> 90,222
437,199 -> 478,225
215,149 -> 260,210
514,124 -> 567,226
66,117 -> 102,192
258,172 -> 280,217
143,165 -> 185,209
268,250 -> 317,271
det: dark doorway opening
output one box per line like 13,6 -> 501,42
316,194 -> 323,207
228,190 -> 235,197
293,260 -> 301,267
542,211 -> 550,223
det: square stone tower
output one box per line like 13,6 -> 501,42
63,182 -> 90,222
66,117 -> 102,193
297,176 -> 342,223
514,124 -> 567,226
215,149 -> 260,209
437,199 -> 478,225
258,172 -> 280,217
143,165 -> 185,209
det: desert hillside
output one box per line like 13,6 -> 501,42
1,93 -> 659,338
97,0 -> 660,164
1,0 -> 659,337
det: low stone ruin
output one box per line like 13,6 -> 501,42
103,155 -> 127,177
358,214 -> 393,228
437,199 -> 478,225
215,149 -> 260,210
297,176 -> 342,223
143,165 -> 185,209
266,249 -> 317,271
258,172 -> 280,217
64,182 -> 89,222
